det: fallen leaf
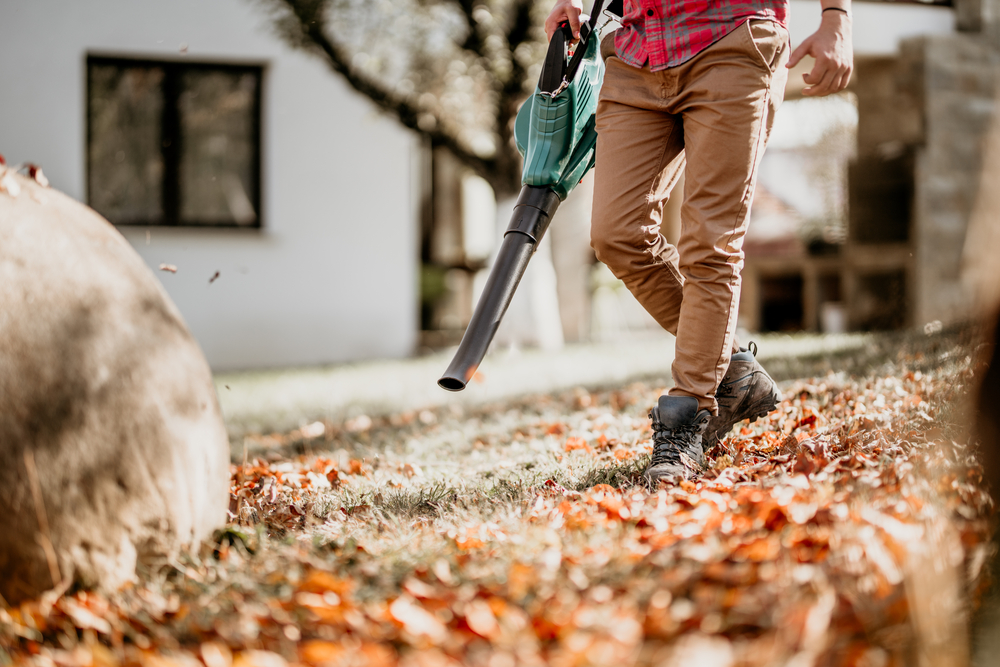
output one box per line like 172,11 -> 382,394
464,599 -> 499,638
299,641 -> 342,665
389,596 -> 447,642
232,651 -> 287,667
1,172 -> 20,197
201,642 -> 232,667
26,164 -> 48,187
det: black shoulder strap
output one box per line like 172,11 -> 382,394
588,0 -> 605,29
562,0 -> 606,84
541,0 -> 620,92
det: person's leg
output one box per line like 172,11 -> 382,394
665,20 -> 789,414
590,51 -> 686,336
644,21 -> 789,485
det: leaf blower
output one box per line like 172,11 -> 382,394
438,0 -> 618,392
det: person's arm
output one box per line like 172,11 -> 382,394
786,1 -> 853,97
545,0 -> 585,41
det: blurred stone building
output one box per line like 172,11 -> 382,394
741,0 -> 1000,333
851,0 -> 1000,330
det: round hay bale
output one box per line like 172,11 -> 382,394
0,171 -> 229,604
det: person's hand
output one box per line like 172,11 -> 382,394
787,8 -> 853,97
544,0 -> 585,41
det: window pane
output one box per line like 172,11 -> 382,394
88,64 -> 165,223
178,70 -> 259,226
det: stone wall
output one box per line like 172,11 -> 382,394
912,33 -> 998,325
847,0 -> 1000,328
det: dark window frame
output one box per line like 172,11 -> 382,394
86,54 -> 264,229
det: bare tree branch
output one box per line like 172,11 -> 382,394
272,0 -> 501,185
258,0 -> 548,196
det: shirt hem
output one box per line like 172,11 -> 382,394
615,16 -> 783,72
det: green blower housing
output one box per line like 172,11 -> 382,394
515,22 -> 604,200
438,3 -> 609,392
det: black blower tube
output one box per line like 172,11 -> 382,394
438,186 -> 561,391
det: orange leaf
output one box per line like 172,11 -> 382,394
300,569 -> 350,595
389,596 -> 447,643
201,642 -> 232,667
232,651 -> 287,667
465,599 -> 500,638
455,536 -> 485,550
733,535 -> 781,562
299,641 -> 343,666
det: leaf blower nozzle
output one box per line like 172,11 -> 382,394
437,0 -> 611,392
437,186 -> 561,392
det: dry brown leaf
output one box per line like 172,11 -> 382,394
389,596 -> 447,643
464,599 -> 499,638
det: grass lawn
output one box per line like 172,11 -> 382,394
1,329 -> 995,666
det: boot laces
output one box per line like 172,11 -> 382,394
649,419 -> 701,468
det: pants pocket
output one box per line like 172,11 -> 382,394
746,19 -> 787,73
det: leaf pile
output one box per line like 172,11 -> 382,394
1,347 -> 995,666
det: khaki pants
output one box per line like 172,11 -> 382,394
591,20 -> 789,413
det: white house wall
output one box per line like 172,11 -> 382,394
1,0 -> 420,371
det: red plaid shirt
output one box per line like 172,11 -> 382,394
614,0 -> 788,71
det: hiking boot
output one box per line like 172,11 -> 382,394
704,342 -> 782,448
643,395 -> 712,486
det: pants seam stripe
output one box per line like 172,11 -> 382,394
713,73 -> 773,389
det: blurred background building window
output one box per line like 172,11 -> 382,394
87,56 -> 262,228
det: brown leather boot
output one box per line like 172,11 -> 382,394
704,343 -> 782,448
643,396 -> 712,486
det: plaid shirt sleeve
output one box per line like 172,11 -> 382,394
614,0 -> 789,71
